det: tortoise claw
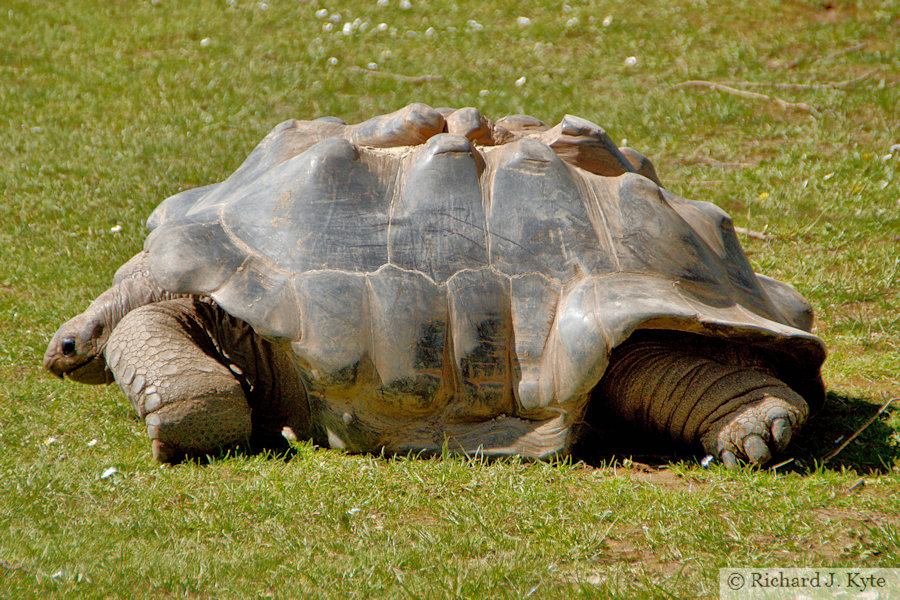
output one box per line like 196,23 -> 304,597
720,450 -> 739,470
742,434 -> 772,466
771,418 -> 792,452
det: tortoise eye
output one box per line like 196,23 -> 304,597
61,338 -> 77,357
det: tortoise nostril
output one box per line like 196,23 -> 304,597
61,338 -> 77,357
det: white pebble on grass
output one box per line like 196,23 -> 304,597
515,76 -> 527,87
700,455 -> 714,468
323,22 -> 333,32
399,0 -> 411,8
602,15 -> 613,26
199,37 -> 211,47
377,0 -> 388,6
342,22 -> 352,35
87,439 -> 99,447
367,62 -> 378,70
565,17 -> 579,27
823,172 -> 835,180
517,16 -> 531,27
315,8 -> 328,18
110,224 -> 123,233
624,56 -> 637,67
467,19 -> 483,31
100,467 -> 119,479
327,56 -> 338,65
377,22 -> 388,32
479,89 -> 490,97
347,507 -> 362,515
425,26 -> 435,37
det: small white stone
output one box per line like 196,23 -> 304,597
624,56 -> 637,67
517,16 -> 531,27
327,56 -> 338,65
367,62 -> 378,70
620,138 -> 628,146
323,22 -> 333,31
315,8 -> 328,18
700,455 -> 714,468
467,19 -> 483,31
566,17 -> 579,27
346,507 -> 361,515
342,22 -> 352,35
562,4 -> 572,12
515,76 -> 527,87
87,439 -> 99,447
399,0 -> 411,8
380,49 -> 392,59
110,224 -> 123,233
199,37 -> 211,47
281,426 -> 297,442
425,26 -> 435,36
479,89 -> 490,97
377,0 -> 389,5
823,172 -> 835,180
258,2 -> 268,9
602,15 -> 613,27
329,12 -> 341,22
100,467 -> 119,479
377,22 -> 388,32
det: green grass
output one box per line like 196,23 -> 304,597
2,0 -> 899,597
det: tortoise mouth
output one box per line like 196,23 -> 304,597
45,354 -> 114,385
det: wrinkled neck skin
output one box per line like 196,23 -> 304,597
43,252 -> 186,384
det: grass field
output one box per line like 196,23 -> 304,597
1,0 -> 898,597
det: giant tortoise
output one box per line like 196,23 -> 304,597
44,103 -> 826,467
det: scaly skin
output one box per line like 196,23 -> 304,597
44,252 -> 311,462
43,252 -> 186,383
596,331 -> 809,467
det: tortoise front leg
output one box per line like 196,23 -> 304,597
104,299 -> 252,462
596,332 -> 809,467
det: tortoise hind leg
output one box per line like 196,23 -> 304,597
596,332 -> 809,467
104,299 -> 252,463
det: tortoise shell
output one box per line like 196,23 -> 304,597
143,104 -> 826,457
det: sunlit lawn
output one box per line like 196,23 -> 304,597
1,0 -> 898,597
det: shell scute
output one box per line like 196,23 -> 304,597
389,133 -> 488,283
488,138 -> 617,282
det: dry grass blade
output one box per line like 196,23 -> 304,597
724,69 -> 880,91
785,42 -> 867,69
733,226 -> 773,241
822,398 -> 899,463
347,66 -> 443,83
672,80 -> 818,114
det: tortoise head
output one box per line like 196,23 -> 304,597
44,309 -> 115,384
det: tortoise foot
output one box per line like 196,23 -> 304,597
702,394 -> 809,468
